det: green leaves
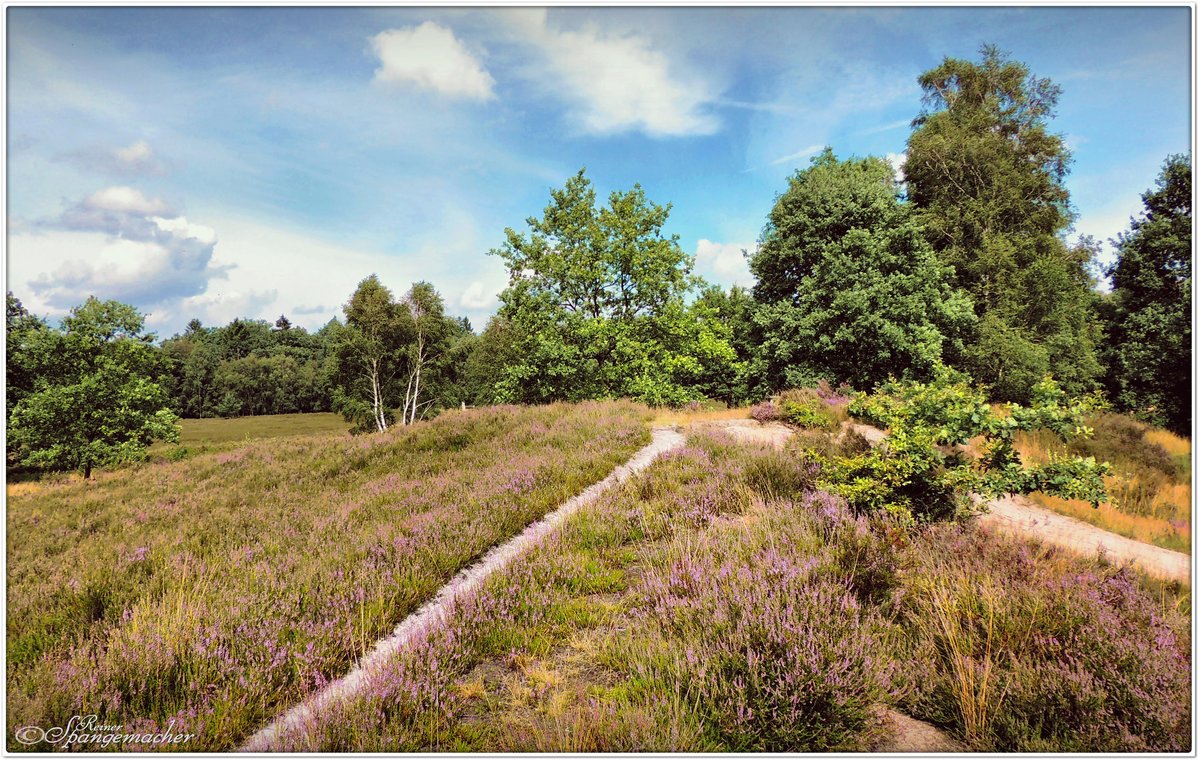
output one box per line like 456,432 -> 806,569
7,298 -> 180,476
489,169 -> 738,406
749,149 -> 974,393
1103,154 -> 1192,434
905,45 -> 1103,402
829,367 -> 1112,521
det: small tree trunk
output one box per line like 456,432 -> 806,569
83,460 -> 92,480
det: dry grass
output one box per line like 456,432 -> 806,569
1013,414 -> 1191,553
650,406 -> 751,427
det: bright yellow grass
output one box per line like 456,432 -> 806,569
650,407 -> 752,427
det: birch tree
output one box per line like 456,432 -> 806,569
333,275 -> 404,433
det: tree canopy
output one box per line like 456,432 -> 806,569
749,148 -> 975,394
904,45 -> 1102,402
7,297 -> 180,477
1103,154 -> 1192,434
489,169 -> 739,406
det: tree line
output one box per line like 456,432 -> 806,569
6,45 -> 1191,476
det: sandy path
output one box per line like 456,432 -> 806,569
873,709 -> 965,753
976,493 -> 1190,582
712,419 -> 1190,582
240,426 -> 686,752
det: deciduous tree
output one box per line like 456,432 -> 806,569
8,297 -> 180,478
490,169 -> 738,405
1103,154 -> 1192,434
749,149 -> 974,393
904,45 -> 1102,400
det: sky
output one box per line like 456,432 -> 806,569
5,5 -> 1193,338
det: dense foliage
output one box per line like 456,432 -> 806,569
904,45 -> 1103,402
7,297 -> 180,477
821,367 -> 1110,522
749,149 -> 974,394
1102,154 -> 1192,435
488,170 -> 740,406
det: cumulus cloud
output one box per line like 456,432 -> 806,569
459,280 -> 499,311
60,139 -> 168,176
695,239 -> 756,286
20,186 -> 228,311
885,151 -> 906,183
371,22 -> 495,100
508,10 -> 719,137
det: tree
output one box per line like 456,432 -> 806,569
397,282 -> 454,425
6,293 -> 49,419
1103,154 -> 1192,434
8,297 -> 180,478
490,169 -> 738,405
333,275 -> 405,433
904,45 -> 1102,401
748,149 -> 975,393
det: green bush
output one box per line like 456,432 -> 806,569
822,366 -> 1111,523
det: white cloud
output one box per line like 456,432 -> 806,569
61,139 -> 168,176
769,143 -> 825,167
695,239 -> 756,286
12,188 -> 228,317
885,151 -> 906,182
84,186 -> 170,215
509,11 -> 719,137
459,280 -> 498,311
114,139 -> 153,165
371,22 -> 495,101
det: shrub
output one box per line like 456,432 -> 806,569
748,401 -> 781,423
825,367 -> 1111,522
777,389 -> 840,430
897,526 -> 1191,751
742,449 -> 819,500
638,540 -> 894,751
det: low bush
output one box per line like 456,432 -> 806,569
896,526 -> 1191,752
824,368 -> 1111,523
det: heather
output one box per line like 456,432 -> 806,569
6,401 -> 651,750
272,429 -> 1190,753
894,524 -> 1192,751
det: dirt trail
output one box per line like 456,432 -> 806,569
873,709 -> 965,753
976,493 -> 1190,582
240,426 -> 686,752
709,419 -> 1191,582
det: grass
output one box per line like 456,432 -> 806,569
170,412 -> 350,446
1014,412 -> 1191,552
6,401 -> 653,751
260,427 -> 1190,753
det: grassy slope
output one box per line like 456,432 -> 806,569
6,401 -> 652,751
277,430 -> 1190,753
173,412 -> 350,446
1014,413 -> 1191,552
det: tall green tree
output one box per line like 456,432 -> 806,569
396,282 -> 456,425
332,275 -> 406,433
904,45 -> 1102,401
1103,154 -> 1192,434
749,149 -> 974,394
490,169 -> 738,406
6,293 -> 49,419
8,297 -> 180,478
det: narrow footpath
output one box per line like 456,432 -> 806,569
240,427 -> 685,752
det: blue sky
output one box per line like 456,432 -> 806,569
6,5 -> 1192,337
